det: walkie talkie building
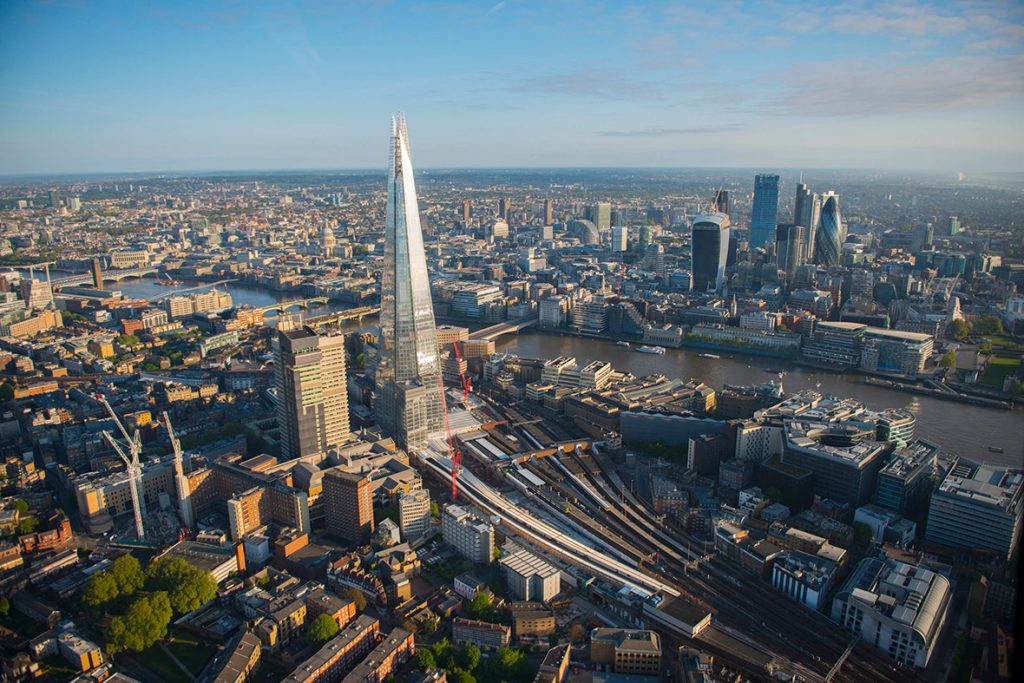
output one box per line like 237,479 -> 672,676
375,114 -> 444,448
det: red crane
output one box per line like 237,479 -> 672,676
451,341 -> 472,401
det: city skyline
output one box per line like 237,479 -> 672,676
2,0 -> 1023,175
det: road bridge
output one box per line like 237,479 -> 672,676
469,313 -> 538,341
52,266 -> 160,287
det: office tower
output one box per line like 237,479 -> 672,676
750,174 -> 780,248
691,213 -> 731,292
814,191 -> 844,266
375,115 -> 445,449
638,225 -> 653,252
462,199 -> 472,223
911,223 -> 934,252
68,197 -> 81,212
499,198 -> 510,220
48,190 -> 61,208
802,193 -> 822,261
323,469 -> 374,543
947,215 -> 960,236
610,226 -> 629,252
591,202 -> 612,233
543,198 -> 553,225
925,458 -> 1023,560
793,182 -> 811,226
274,327 -> 350,460
488,219 -> 509,241
398,488 -> 431,541
91,258 -> 103,290
712,189 -> 731,218
775,223 -> 805,280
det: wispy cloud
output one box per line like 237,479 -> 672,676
597,124 -> 741,137
501,67 -> 672,102
487,1 -> 506,16
775,54 -> 1024,116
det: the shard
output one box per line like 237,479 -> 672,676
375,114 -> 444,448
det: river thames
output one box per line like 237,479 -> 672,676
114,279 -> 1023,468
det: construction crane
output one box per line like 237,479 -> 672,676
436,372 -> 462,501
94,394 -> 145,541
451,342 -> 472,402
162,411 -> 194,529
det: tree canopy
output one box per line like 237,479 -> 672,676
104,592 -> 173,654
144,557 -> 217,614
307,613 -> 340,647
340,587 -> 367,612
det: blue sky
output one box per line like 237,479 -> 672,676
1,0 -> 1022,174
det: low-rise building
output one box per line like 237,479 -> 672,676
452,617 -> 511,648
590,628 -> 661,677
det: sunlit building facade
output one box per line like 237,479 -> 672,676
375,115 -> 444,449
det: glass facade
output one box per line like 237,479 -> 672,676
815,191 -> 844,266
691,213 -> 730,292
750,174 -> 779,248
376,114 -> 444,447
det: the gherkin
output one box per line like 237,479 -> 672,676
815,191 -> 845,267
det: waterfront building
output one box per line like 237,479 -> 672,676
831,557 -> 951,668
691,213 -> 731,292
925,458 -> 1023,560
323,469 -> 374,544
441,505 -> 494,564
801,321 -> 864,368
860,328 -> 933,376
750,174 -> 780,248
539,295 -> 569,328
815,191 -> 844,266
274,327 -> 349,460
375,115 -> 445,449
450,283 -> 503,319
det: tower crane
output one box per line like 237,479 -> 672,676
451,341 -> 472,402
162,411 -> 194,529
94,394 -> 145,541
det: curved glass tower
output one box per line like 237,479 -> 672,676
375,114 -> 444,448
691,213 -> 731,292
815,191 -> 844,267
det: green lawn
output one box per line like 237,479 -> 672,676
134,644 -> 187,682
167,634 -> 217,676
984,335 -> 1024,352
980,356 -> 1020,388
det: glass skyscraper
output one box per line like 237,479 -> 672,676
691,213 -> 731,292
750,174 -> 780,248
375,114 -> 444,449
815,191 -> 845,267
794,182 -> 821,262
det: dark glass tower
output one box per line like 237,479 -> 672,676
375,114 -> 444,448
750,174 -> 780,248
691,213 -> 731,292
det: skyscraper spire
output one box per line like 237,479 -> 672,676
375,114 -> 444,448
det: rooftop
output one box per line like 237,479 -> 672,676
935,458 -> 1024,513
